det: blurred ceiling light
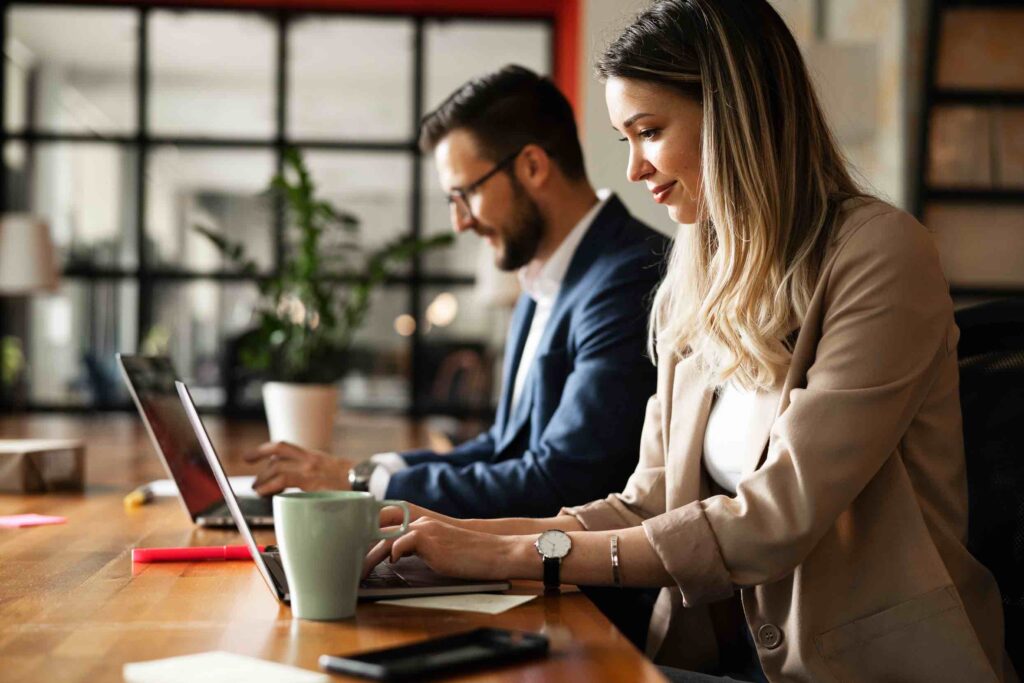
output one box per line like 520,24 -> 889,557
425,292 -> 458,327
394,314 -> 416,337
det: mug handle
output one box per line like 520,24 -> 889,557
374,500 -> 410,540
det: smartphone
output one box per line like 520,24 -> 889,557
318,627 -> 549,681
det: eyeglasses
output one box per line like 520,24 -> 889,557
446,148 -> 523,223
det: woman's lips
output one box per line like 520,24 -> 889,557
651,182 -> 677,204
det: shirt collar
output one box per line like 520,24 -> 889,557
518,189 -> 612,307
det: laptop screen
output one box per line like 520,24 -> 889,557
175,379 -> 285,602
117,355 -> 223,518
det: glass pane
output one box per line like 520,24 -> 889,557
6,6 -> 137,134
928,106 -> 993,188
995,106 -> 1024,188
300,150 -> 411,267
288,17 -> 413,141
4,141 -> 137,269
417,285 -> 511,412
423,19 -> 551,113
342,286 -> 411,411
937,9 -> 1024,90
146,146 -> 275,273
926,203 -> 1024,288
145,281 -> 261,408
149,11 -> 275,138
23,279 -> 138,406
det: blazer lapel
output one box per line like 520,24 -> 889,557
750,326 -> 815,472
739,387 -> 786,476
496,196 -> 631,451
499,368 -> 537,452
668,354 -> 715,504
495,295 -> 535,439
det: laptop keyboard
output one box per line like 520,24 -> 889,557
236,497 -> 274,516
263,550 -> 412,590
361,561 -> 411,589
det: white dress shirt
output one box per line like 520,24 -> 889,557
367,190 -> 612,500
702,381 -> 782,494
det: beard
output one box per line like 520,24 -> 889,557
493,178 -> 545,271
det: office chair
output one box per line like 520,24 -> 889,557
954,298 -> 1024,674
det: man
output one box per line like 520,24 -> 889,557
248,65 -> 668,520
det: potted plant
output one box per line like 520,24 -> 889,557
195,148 -> 451,450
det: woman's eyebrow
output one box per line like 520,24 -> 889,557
623,112 -> 653,129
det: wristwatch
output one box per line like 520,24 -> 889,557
347,460 -> 379,492
535,529 -> 572,591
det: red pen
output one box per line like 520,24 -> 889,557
131,545 -> 266,563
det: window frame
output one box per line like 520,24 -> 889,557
0,0 -> 578,415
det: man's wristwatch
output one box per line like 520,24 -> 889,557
535,529 -> 572,591
348,460 -> 379,492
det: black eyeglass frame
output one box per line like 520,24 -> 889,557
446,148 -> 524,222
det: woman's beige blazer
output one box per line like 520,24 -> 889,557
564,199 -> 1017,682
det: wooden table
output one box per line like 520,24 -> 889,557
0,413 -> 666,682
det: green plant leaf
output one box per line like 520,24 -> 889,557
192,149 -> 453,383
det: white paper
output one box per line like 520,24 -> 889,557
0,438 -> 83,453
377,593 -> 536,615
123,650 -> 327,683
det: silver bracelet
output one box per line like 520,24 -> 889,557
610,535 -> 622,587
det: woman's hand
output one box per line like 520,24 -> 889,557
377,502 -> 458,530
364,518 -> 534,582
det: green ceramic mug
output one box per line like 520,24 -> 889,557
273,491 -> 410,620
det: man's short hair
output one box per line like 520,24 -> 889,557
419,65 -> 586,181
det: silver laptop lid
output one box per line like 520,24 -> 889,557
175,380 -> 284,602
116,354 -> 224,522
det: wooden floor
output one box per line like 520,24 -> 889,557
0,413 -> 667,682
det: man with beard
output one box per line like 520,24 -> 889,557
247,65 -> 668,520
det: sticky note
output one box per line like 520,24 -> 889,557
0,513 -> 67,528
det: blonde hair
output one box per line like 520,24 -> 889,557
599,0 -> 864,389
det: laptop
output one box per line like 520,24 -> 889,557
175,379 -> 512,600
116,354 -> 274,528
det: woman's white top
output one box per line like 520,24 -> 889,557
703,381 -> 782,494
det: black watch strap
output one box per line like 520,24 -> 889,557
543,556 -> 560,590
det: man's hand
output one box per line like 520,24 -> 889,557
244,441 -> 353,496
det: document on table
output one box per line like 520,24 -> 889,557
377,593 -> 536,615
0,438 -> 83,453
123,651 -> 328,683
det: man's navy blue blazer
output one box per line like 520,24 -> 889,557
386,195 -> 669,518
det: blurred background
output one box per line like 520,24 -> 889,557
1,0 -> 1021,421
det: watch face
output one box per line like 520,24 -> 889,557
537,530 -> 572,559
353,460 -> 377,478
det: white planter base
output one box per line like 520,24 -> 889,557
262,382 -> 339,452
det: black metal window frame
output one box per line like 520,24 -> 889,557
0,1 -> 555,415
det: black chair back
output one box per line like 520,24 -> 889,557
955,298 -> 1024,673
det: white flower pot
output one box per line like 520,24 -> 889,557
262,382 -> 339,452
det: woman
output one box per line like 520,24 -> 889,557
364,1 -> 1014,680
